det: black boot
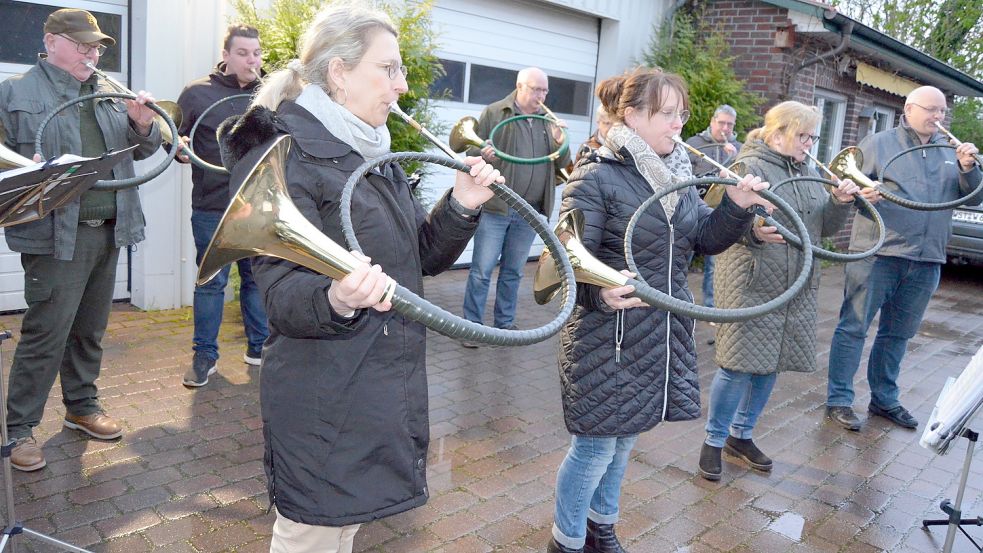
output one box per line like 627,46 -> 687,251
724,436 -> 773,471
698,443 -> 722,481
547,537 -> 584,553
585,520 -> 626,553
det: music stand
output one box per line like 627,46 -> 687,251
920,345 -> 983,553
0,146 -> 136,228
0,331 -> 93,552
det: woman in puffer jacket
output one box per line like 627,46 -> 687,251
697,101 -> 860,482
547,67 -> 773,553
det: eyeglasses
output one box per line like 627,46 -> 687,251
797,133 -> 819,144
367,60 -> 408,80
523,84 -> 549,95
909,102 -> 947,117
657,108 -> 690,125
59,34 -> 107,56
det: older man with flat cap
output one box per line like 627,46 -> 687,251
0,8 -> 162,471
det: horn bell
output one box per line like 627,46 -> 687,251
0,123 -> 34,170
196,135 -> 395,301
829,146 -> 879,189
448,116 -> 484,153
533,209 -> 630,305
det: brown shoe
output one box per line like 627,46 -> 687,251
64,412 -> 123,440
10,437 -> 46,471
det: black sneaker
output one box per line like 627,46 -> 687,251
182,353 -> 216,388
826,406 -> 862,431
244,346 -> 262,366
724,436 -> 773,471
698,443 -> 722,481
868,403 -> 918,429
547,538 -> 584,553
585,519 -> 626,553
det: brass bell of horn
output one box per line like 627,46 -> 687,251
828,147 -> 879,189
533,209 -> 631,305
448,116 -> 485,153
0,123 -> 34,170
196,134 -> 396,302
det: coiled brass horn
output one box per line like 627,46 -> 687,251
196,135 -> 396,306
449,116 -> 485,153
827,147 -> 879,189
533,209 -> 631,304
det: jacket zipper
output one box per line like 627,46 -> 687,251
663,224 -> 674,421
614,309 -> 624,363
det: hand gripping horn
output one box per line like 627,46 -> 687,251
33,63 -> 178,191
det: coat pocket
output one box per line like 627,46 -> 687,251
6,99 -> 45,146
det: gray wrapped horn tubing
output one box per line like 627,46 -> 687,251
878,143 -> 983,211
340,151 -> 577,347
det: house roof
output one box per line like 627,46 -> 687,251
760,0 -> 983,97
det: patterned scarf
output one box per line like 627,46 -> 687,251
603,123 -> 693,221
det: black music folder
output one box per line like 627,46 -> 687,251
0,145 -> 136,228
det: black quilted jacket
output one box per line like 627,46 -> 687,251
558,148 -> 754,436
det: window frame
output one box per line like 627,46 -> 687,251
0,0 -> 128,82
813,89 -> 848,162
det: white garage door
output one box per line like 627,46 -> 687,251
424,0 -> 600,265
0,0 -> 130,312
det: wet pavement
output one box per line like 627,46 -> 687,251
0,262 -> 980,552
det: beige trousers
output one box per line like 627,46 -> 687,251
270,509 -> 361,553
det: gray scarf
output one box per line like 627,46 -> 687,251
294,84 -> 391,159
602,123 -> 693,220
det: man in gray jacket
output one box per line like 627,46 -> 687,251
685,105 -> 741,310
0,8 -> 162,471
826,86 -> 981,432
460,67 -> 569,347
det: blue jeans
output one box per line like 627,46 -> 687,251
705,368 -> 777,447
702,254 -> 715,307
462,209 -> 537,328
827,256 -> 940,409
552,435 -> 638,549
192,210 -> 269,361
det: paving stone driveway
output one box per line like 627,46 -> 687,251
0,263 -> 980,552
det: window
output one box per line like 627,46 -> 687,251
430,59 -> 465,102
814,91 -> 847,162
0,0 -> 123,72
433,58 -> 592,117
468,64 -> 517,106
871,105 -> 895,134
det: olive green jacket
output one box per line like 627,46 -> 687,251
0,57 -> 161,260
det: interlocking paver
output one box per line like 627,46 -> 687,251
0,263 -> 980,552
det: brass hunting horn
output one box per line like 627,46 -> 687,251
198,105 -> 579,347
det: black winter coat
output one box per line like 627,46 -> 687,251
219,101 -> 479,526
559,148 -> 754,436
177,64 -> 261,212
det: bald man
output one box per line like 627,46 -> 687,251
460,67 -> 570,346
825,86 -> 981,432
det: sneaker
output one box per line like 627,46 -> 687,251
698,443 -> 722,481
585,519 -> 626,553
868,403 -> 918,429
244,346 -> 262,366
826,405 -> 862,431
63,412 -> 123,440
10,437 -> 45,471
183,353 -> 217,388
724,436 -> 773,471
547,538 -> 584,553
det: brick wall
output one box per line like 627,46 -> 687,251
698,0 -> 909,247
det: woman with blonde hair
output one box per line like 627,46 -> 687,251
218,4 -> 501,551
698,101 -> 860,481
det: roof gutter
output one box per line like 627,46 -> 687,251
783,16 -> 854,98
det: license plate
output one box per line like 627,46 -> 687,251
953,210 -> 983,224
